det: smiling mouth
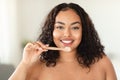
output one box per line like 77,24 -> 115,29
60,40 -> 74,46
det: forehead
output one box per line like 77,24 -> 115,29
55,9 -> 81,22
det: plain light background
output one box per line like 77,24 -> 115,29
0,0 -> 120,79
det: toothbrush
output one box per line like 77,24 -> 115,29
47,47 -> 71,52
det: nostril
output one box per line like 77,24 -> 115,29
63,30 -> 71,37
63,33 -> 71,37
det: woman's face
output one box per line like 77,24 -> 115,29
53,9 -> 82,51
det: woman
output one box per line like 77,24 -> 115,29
9,3 -> 117,80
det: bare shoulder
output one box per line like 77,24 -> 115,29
98,55 -> 113,67
98,55 -> 117,80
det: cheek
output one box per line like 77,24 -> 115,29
53,30 -> 62,47
53,30 -> 61,42
74,32 -> 82,44
53,31 -> 58,39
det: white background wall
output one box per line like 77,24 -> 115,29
0,0 -> 120,79
0,0 -> 21,65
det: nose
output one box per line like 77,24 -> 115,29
63,28 -> 71,37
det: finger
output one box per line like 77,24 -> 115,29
33,45 -> 43,52
33,41 -> 41,47
25,42 -> 34,48
34,41 -> 47,49
33,44 -> 48,53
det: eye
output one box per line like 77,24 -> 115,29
55,26 -> 64,30
71,26 -> 80,30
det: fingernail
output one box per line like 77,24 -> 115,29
45,44 -> 49,47
39,48 -> 43,51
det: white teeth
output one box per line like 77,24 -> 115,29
62,40 -> 73,43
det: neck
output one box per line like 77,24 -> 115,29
58,50 -> 77,62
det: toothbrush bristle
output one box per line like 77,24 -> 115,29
64,47 -> 71,52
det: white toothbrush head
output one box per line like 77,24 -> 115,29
63,47 -> 71,52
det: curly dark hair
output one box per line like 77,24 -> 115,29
37,3 -> 105,67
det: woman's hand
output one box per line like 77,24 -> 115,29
21,41 -> 48,66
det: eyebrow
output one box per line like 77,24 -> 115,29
55,21 -> 65,25
71,22 -> 81,25
55,21 -> 81,25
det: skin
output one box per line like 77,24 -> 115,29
53,9 -> 82,61
9,9 -> 117,80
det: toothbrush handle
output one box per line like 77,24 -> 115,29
47,47 -> 63,51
